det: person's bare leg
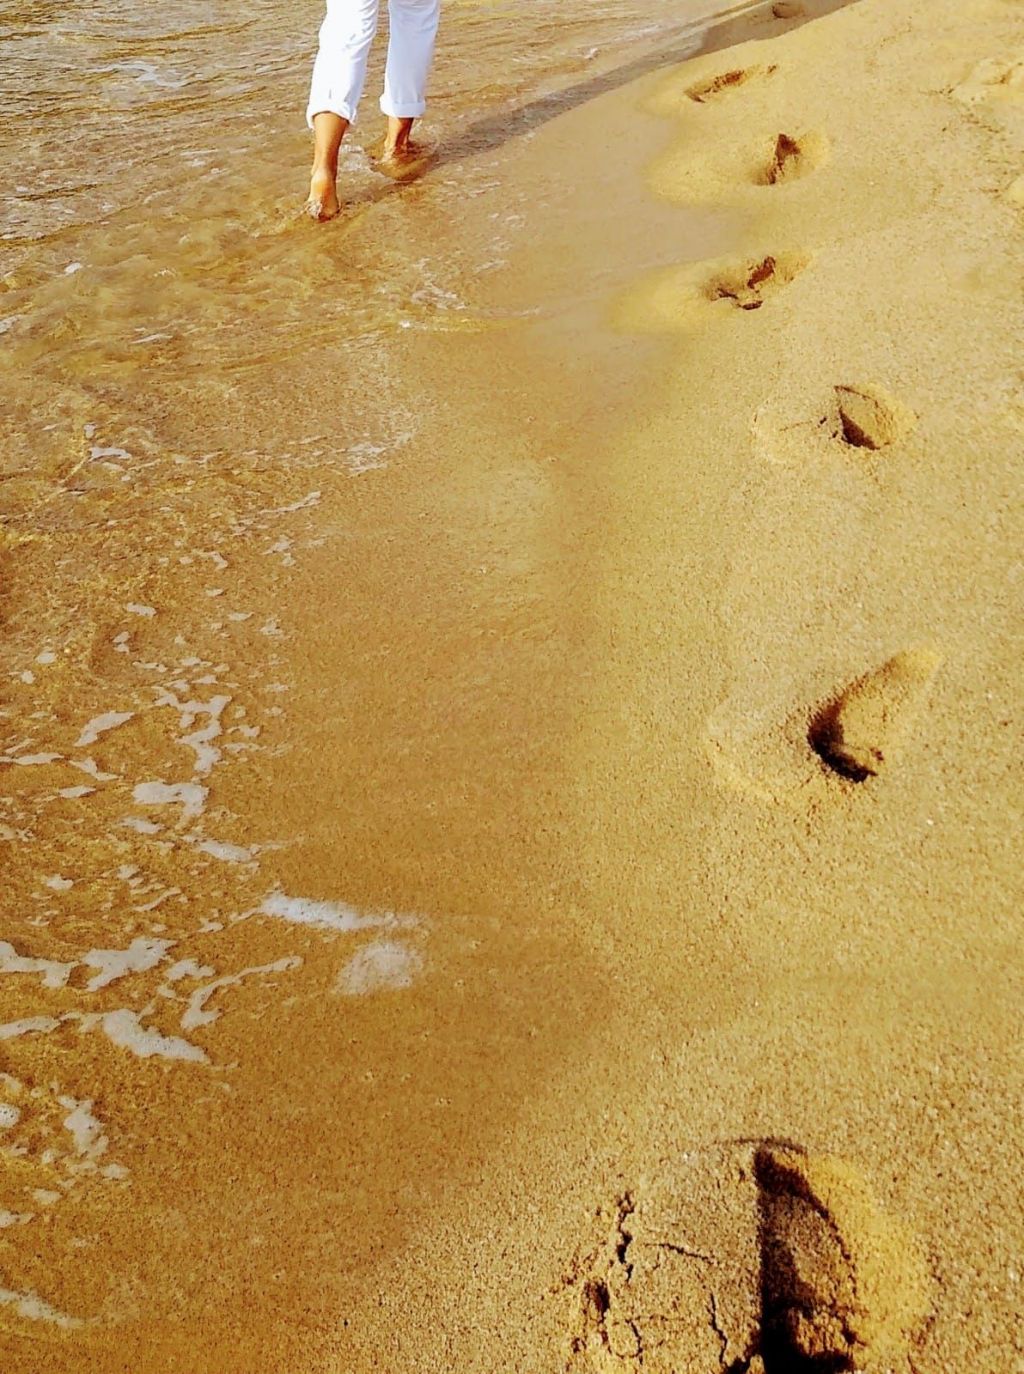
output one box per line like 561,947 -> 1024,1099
382,114 -> 414,161
306,112 -> 349,220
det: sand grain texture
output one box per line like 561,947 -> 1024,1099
1,0 -> 1022,1370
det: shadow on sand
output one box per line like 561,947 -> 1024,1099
326,0 -> 860,217
439,0 -> 859,168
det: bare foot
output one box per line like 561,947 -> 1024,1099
305,167 -> 339,222
374,138 -> 436,182
378,143 -> 413,177
381,115 -> 415,167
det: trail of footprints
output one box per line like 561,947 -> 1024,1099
752,382 -> 918,468
564,1142 -> 931,1373
645,53 -> 828,321
833,384 -> 917,452
573,34 -> 949,1372
754,1146 -> 931,1373
651,51 -> 937,786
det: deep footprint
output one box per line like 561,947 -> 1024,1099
687,64 -> 778,104
707,253 -> 807,310
754,1146 -> 930,1373
809,648 -> 942,782
760,132 -> 828,185
834,384 -> 916,450
751,382 -> 915,466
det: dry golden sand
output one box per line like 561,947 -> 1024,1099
2,0 -> 1023,1369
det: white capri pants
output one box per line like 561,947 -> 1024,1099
306,0 -> 441,128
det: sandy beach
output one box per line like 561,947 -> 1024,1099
1,0 -> 1023,1369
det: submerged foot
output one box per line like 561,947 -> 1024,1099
378,137 -> 415,177
377,115 -> 427,179
375,138 -> 436,182
305,167 -> 339,222
381,134 -> 411,163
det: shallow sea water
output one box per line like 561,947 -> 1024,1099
0,0 -> 730,1345
1,0 -> 730,523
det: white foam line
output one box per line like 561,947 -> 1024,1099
260,891 -> 416,934
57,1097 -> 108,1161
72,757 -> 118,781
180,956 -> 302,1032
0,1006 -> 207,1064
134,888 -> 181,913
153,689 -> 231,776
91,1010 -> 207,1064
75,711 -> 134,748
0,943 -> 75,990
266,490 -> 321,515
82,937 -> 173,992
133,780 -> 207,819
0,935 -> 174,997
192,838 -> 256,864
0,1017 -> 61,1041
120,815 -> 162,834
336,940 -> 424,996
163,958 -> 215,983
0,1283 -> 83,1328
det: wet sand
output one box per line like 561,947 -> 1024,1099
2,0 -> 1023,1370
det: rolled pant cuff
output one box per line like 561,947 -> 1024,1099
379,97 -> 426,118
307,102 -> 357,130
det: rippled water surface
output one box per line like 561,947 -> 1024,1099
3,0 -> 709,256
0,0 -> 738,1345
1,0 -> 731,523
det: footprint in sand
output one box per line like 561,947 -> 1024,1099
952,55 -> 1024,109
616,252 -> 807,332
686,64 -> 778,105
708,643 -> 940,805
808,648 -> 943,783
759,131 -> 829,186
562,1142 -> 929,1373
752,382 -> 917,465
650,129 -> 829,202
834,384 -> 917,451
755,1144 -> 931,1373
706,253 -> 808,311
